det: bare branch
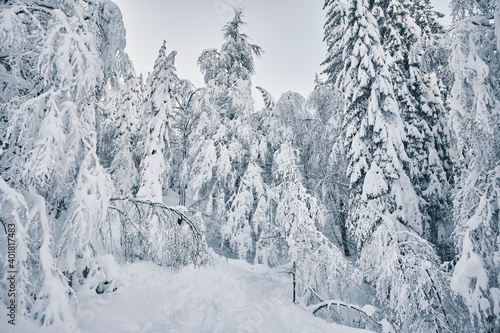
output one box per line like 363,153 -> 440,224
0,218 -> 7,235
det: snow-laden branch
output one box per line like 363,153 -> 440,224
109,197 -> 212,268
110,197 -> 204,239
309,299 -> 383,328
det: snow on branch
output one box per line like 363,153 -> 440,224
109,197 -> 212,268
309,299 -> 385,332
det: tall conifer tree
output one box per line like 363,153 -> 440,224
449,0 -> 500,328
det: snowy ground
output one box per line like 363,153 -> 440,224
1,255 -> 372,333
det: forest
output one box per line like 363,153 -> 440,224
0,0 -> 499,332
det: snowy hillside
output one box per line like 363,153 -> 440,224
1,257 -> 371,333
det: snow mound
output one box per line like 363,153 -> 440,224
2,256 -> 371,332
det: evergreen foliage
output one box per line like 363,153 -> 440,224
448,3 -> 500,329
2,1 -> 499,331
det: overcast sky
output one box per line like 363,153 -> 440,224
113,0 -> 452,104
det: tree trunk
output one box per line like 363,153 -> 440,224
292,261 -> 297,304
179,142 -> 187,206
340,201 -> 350,256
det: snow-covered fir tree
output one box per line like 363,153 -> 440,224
0,0 -> 130,325
107,57 -> 141,196
136,41 -> 177,201
448,1 -> 500,329
407,0 -> 445,35
322,0 -> 463,330
119,41 -> 205,266
182,10 -> 267,259
165,78 -> 198,206
304,84 -> 351,255
3,0 -> 499,331
268,109 -> 355,306
321,0 -> 349,86
374,0 -> 454,257
333,0 -> 421,247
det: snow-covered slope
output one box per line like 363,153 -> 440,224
1,255 -> 371,332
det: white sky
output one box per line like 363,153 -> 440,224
113,0 -> 452,104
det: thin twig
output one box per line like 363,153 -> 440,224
0,218 -> 7,235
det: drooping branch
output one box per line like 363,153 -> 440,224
309,299 -> 383,329
109,197 -> 211,267
108,205 -> 147,240
110,197 -> 203,240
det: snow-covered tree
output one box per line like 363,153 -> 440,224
305,85 -> 350,255
359,219 -> 463,332
0,0 -> 133,326
449,5 -> 500,329
256,86 -> 275,110
107,58 -> 141,196
333,0 -> 421,245
197,9 -> 262,119
110,196 -> 211,268
117,42 -> 182,265
136,41 -> 177,201
452,164 -> 500,330
165,78 -> 198,206
223,159 -> 271,259
321,0 -> 349,86
213,9 -> 262,86
451,0 -> 495,18
274,92 -> 311,144
272,142 -> 353,304
322,0 -> 460,330
0,178 -> 75,327
407,0 -> 445,35
182,10 -> 266,259
373,0 -> 454,256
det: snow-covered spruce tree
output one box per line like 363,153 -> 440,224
373,0 -> 454,257
271,139 -> 353,306
136,41 -> 177,201
407,39 -> 455,259
182,10 -> 268,259
321,0 -> 363,257
449,2 -> 500,329
321,0 -> 349,86
333,0 -> 421,248
406,0 -> 445,35
120,41 -> 178,263
0,0 -> 130,326
304,84 -> 351,256
248,94 -> 360,326
196,9 -> 262,119
322,0 -> 459,330
105,43 -> 210,268
165,78 -> 198,206
107,56 -> 141,196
